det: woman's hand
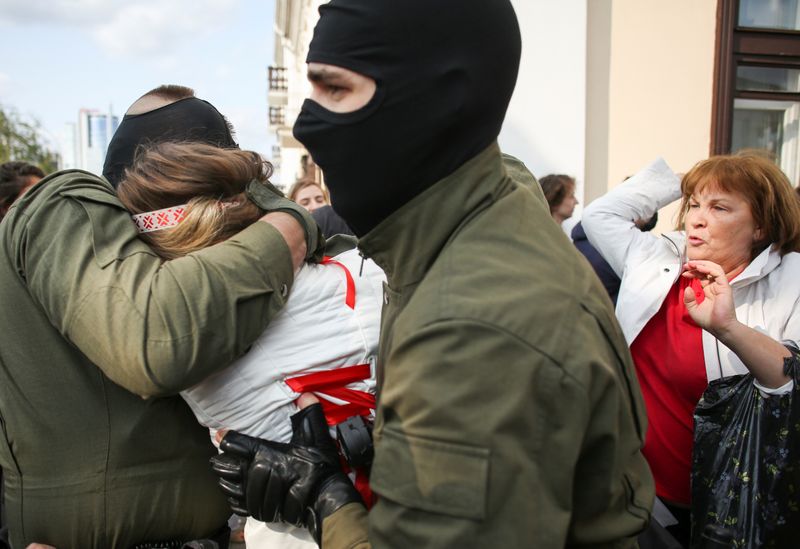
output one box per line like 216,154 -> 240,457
682,260 -> 738,337
683,260 -> 792,389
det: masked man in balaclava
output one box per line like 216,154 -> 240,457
102,84 -> 239,187
212,1 -> 654,547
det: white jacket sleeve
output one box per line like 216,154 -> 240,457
582,158 -> 682,278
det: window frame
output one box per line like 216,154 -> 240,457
711,0 -> 800,155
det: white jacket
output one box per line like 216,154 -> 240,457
181,247 -> 385,548
582,158 -> 799,394
181,247 -> 384,442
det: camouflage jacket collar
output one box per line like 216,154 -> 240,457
358,142 -> 508,289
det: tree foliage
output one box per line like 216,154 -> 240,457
0,104 -> 59,174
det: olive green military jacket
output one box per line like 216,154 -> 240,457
0,171 -> 294,548
324,144 -> 654,548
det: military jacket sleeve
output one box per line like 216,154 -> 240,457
323,318 -> 650,548
6,171 -> 294,396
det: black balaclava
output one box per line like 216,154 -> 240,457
292,0 -> 522,237
102,97 -> 238,188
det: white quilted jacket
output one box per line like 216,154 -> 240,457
582,158 -> 798,394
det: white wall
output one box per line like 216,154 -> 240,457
503,0 -> 716,236
277,0 -> 590,199
500,0 -> 587,201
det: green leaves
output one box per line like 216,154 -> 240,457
0,104 -> 58,173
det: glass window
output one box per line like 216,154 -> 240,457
714,0 -> 800,175
736,66 -> 800,92
738,0 -> 800,31
732,98 -> 800,183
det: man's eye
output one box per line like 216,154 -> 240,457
328,84 -> 346,94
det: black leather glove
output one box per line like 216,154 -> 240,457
210,404 -> 363,544
246,179 -> 325,262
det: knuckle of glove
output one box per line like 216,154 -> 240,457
228,497 -> 250,517
300,443 -> 341,469
280,458 -> 332,527
247,458 -> 282,522
209,454 -> 244,480
290,403 -> 330,446
217,477 -> 246,500
219,430 -> 263,458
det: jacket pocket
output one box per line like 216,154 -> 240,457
370,426 -> 489,520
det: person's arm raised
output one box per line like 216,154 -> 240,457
582,158 -> 681,277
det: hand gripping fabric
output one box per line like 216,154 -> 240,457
245,179 -> 324,262
210,404 -> 362,544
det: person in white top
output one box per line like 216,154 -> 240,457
582,153 -> 800,546
117,141 -> 384,549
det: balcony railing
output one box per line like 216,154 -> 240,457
268,66 -> 288,92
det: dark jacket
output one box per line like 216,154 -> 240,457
572,221 -> 621,305
313,205 -> 354,238
322,144 -> 654,548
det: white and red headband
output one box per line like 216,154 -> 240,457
132,205 -> 187,233
131,201 -> 239,233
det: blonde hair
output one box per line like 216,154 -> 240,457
288,178 -> 329,204
677,153 -> 800,257
117,142 -> 271,260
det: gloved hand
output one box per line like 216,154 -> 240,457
246,179 -> 325,262
210,404 -> 363,543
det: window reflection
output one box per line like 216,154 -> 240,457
732,99 -> 800,184
737,66 -> 800,93
739,0 -> 800,31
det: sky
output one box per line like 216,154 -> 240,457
0,0 -> 276,159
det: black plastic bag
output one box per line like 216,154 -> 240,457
691,352 -> 800,548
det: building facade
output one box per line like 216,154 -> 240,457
268,0 -> 326,186
60,122 -> 79,171
268,0 -> 800,227
61,108 -> 119,175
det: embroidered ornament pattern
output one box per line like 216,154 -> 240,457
132,205 -> 187,233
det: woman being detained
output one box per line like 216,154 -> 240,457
117,142 -> 384,549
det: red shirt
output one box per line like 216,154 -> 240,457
630,276 -> 707,505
